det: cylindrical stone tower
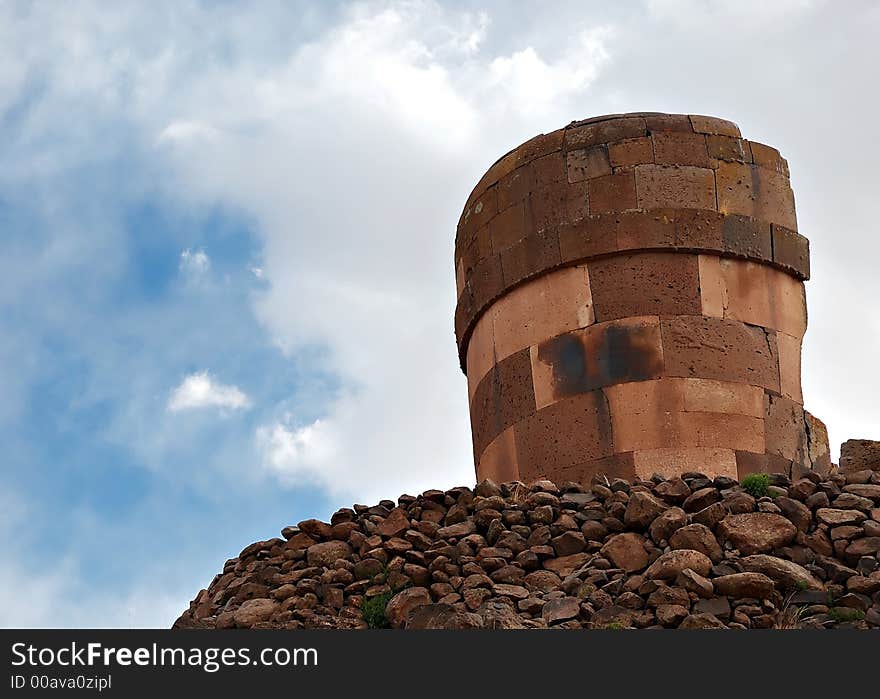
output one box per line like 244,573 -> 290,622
454,112 -> 830,485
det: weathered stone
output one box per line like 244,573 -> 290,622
601,533 -> 649,572
774,497 -> 812,531
717,513 -> 796,554
669,524 -> 722,562
648,507 -> 687,543
543,553 -> 590,577
377,508 -> 410,538
656,604 -> 690,626
676,569 -> 714,598
542,597 -> 581,624
678,612 -> 726,629
306,541 -> 353,568
816,508 -> 867,526
436,520 -> 477,538
406,604 -> 483,629
551,530 -> 586,556
624,491 -> 667,528
645,549 -> 712,580
385,587 -> 432,629
740,554 -> 824,591
233,599 -> 278,628
713,572 -> 775,599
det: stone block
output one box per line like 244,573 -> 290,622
651,132 -> 710,168
661,315 -> 780,392
589,171 -> 638,213
588,252 -> 701,321
635,164 -> 716,210
608,136 -> 654,168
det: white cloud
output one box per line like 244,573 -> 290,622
157,119 -> 219,146
167,371 -> 250,413
178,248 -> 210,281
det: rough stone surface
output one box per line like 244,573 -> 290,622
176,472 -> 877,631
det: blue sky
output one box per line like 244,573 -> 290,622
2,0 -> 879,627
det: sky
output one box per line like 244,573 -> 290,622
1,0 -> 878,628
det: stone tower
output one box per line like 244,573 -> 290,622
454,112 -> 830,485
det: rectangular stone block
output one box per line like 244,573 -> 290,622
764,394 -> 808,463
558,216 -> 618,262
497,165 -> 535,211
735,451 -> 794,479
514,391 -> 614,473
492,265 -> 593,365
749,141 -> 789,177
470,253 -> 505,311
772,225 -> 810,279
720,258 -> 807,338
565,117 -> 647,150
515,130 -> 565,167
476,426 -> 519,483
617,210 -> 676,250
567,146 -> 612,182
682,378 -> 765,418
776,332 -> 803,404
716,161 -> 797,231
488,200 -> 527,254
721,214 -> 772,261
470,348 -> 536,458
466,311 -> 496,402
673,209 -> 723,250
529,184 -> 568,232
533,452 -> 636,488
589,171 -> 638,213
645,114 -> 694,133
612,410 -> 763,453
532,316 -> 664,409
609,136 -> 654,168
459,185 -> 499,243
499,228 -> 561,287
651,132 -> 710,168
604,378 -> 688,416
698,254 -> 727,318
634,447 -> 738,480
635,164 -> 716,211
565,180 -> 590,223
661,315 -> 780,392
706,135 -> 752,164
588,252 -> 702,322
531,152 -> 566,188
689,115 -> 741,137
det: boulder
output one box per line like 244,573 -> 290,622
717,513 -> 797,554
385,587 -> 432,628
601,533 -> 649,572
645,549 -> 712,580
740,554 -> 825,591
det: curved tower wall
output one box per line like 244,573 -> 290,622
454,112 -> 829,485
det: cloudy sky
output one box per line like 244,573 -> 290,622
1,0 -> 878,628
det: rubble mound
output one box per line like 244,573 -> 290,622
174,469 -> 880,630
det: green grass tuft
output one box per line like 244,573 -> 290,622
828,607 -> 865,623
741,473 -> 771,498
361,591 -> 394,629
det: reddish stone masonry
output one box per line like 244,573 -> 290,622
454,112 -> 829,485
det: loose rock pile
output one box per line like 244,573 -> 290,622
174,469 -> 880,630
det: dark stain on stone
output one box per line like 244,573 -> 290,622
538,322 -> 664,400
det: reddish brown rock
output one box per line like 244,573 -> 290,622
645,549 -> 712,580
601,533 -> 649,572
385,588 -> 432,629
717,513 -> 797,555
